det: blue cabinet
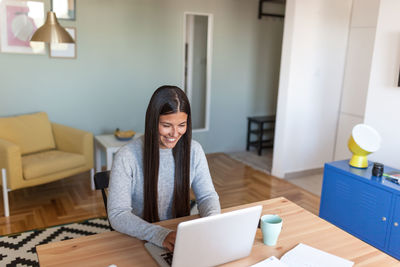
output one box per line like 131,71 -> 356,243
388,196 -> 400,258
320,160 -> 400,260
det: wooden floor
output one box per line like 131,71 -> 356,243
0,153 -> 320,235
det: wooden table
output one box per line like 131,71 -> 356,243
36,197 -> 399,267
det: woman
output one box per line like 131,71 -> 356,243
107,85 -> 221,252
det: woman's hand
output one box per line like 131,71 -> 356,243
162,231 -> 176,252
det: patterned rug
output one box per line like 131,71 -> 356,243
0,217 -> 111,267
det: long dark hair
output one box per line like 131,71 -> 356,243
143,85 -> 192,223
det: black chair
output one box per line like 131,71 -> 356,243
190,199 -> 197,211
94,170 -> 113,230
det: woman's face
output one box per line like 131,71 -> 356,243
158,112 -> 188,149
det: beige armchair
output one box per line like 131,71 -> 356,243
0,112 -> 94,217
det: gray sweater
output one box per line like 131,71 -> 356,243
107,137 -> 221,247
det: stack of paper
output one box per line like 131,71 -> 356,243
250,243 -> 354,267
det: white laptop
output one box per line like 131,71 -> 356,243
145,205 -> 262,267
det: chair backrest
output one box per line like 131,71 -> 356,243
94,171 -> 110,214
0,112 -> 56,155
94,170 -> 113,230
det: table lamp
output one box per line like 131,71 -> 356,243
348,124 -> 381,168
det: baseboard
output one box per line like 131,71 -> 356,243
284,167 -> 324,179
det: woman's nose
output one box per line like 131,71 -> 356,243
170,127 -> 179,137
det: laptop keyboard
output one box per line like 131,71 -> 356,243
161,252 -> 173,265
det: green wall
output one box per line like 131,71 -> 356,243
0,0 -> 283,153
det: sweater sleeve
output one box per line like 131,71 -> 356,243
191,142 -> 221,217
107,147 -> 172,247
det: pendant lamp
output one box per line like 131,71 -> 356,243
31,11 -> 74,43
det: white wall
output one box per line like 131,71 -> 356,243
272,0 -> 352,178
334,0 -> 380,161
365,0 -> 400,169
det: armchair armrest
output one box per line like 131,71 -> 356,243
52,123 -> 94,168
0,138 -> 23,190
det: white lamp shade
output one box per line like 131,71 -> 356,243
352,124 -> 381,153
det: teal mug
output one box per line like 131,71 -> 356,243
260,214 -> 283,246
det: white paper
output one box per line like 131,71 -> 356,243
250,243 -> 354,267
280,243 -> 354,267
250,256 -> 289,267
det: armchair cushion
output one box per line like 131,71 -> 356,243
0,112 -> 55,155
22,150 -> 86,180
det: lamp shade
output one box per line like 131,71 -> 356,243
30,11 -> 74,43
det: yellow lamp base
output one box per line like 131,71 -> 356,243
349,155 -> 368,168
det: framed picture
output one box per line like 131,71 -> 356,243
51,0 -> 75,20
0,0 -> 45,54
49,27 -> 76,58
